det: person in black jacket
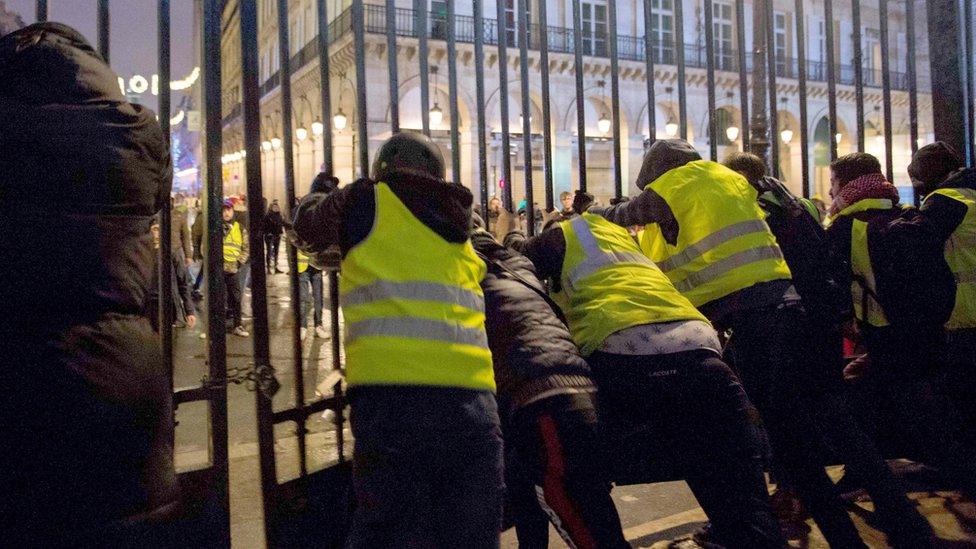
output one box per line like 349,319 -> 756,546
726,152 -> 935,547
147,219 -> 197,332
827,153 -> 976,499
264,199 -> 284,273
0,23 -> 177,545
471,217 -> 628,549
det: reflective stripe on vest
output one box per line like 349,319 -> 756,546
554,213 -> 707,356
339,182 -> 494,391
641,160 -> 792,307
224,222 -> 243,263
928,187 -> 976,329
564,216 -> 657,293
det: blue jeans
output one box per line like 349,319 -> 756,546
298,269 -> 323,328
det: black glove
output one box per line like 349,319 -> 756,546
572,191 -> 595,214
310,173 -> 340,195
609,196 -> 631,206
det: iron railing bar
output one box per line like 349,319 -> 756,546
879,0 -> 894,181
277,0 -> 307,478
608,0 -> 623,198
765,0 -> 780,179
852,0 -> 865,151
825,0 -> 839,160
97,0 -> 110,62
157,0 -> 174,414
318,0 -> 334,175
474,0 -> 490,219
906,0 -> 919,174
704,0 -> 718,161
965,0 -> 976,166
240,0 -> 278,537
272,395 -> 346,425
643,0 -> 657,146
497,0 -> 513,208
571,0 -> 587,192
447,0 -> 462,185
735,0 -> 749,151
36,0 -> 47,22
386,0 -> 400,133
795,0 -> 811,197
353,0 -> 370,176
517,0 -> 534,234
416,0 -> 431,136
674,0 -> 688,138
538,0 -> 554,211
174,386 -> 211,405
201,0 -> 230,544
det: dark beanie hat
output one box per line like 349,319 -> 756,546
908,142 -> 964,188
635,139 -> 702,191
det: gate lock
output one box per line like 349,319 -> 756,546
202,363 -> 281,399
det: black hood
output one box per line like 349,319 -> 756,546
385,170 -> 474,243
0,22 -> 123,105
635,138 -> 702,191
941,167 -> 976,192
908,141 -> 965,195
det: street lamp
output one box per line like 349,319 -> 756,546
429,104 -> 443,128
296,127 -> 308,142
333,109 -> 348,131
835,133 -> 843,145
262,140 -> 272,152
780,129 -> 793,145
239,149 -> 246,159
726,125 -> 740,142
271,137 -> 282,150
598,113 -> 612,134
311,120 -> 324,136
665,118 -> 678,137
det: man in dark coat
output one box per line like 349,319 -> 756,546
471,217 -> 628,548
264,199 -> 284,273
0,23 -> 177,544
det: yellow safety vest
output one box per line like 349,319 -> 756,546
340,182 -> 495,391
223,222 -> 244,264
553,213 -> 708,356
927,187 -> 976,330
639,160 -> 792,307
297,250 -> 310,274
836,198 -> 896,328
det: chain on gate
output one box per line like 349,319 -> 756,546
202,363 -> 281,399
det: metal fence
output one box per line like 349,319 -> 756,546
24,0 -> 976,546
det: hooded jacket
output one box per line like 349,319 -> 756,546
470,230 -> 595,421
919,167 -> 976,244
0,23 -> 176,539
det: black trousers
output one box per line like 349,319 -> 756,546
589,349 -> 785,549
505,394 -> 629,549
725,303 -> 867,549
265,234 -> 280,270
223,270 -> 242,328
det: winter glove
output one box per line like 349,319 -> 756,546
494,209 -> 519,238
609,196 -> 631,206
572,191 -> 595,214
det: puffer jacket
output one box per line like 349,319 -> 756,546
0,23 -> 176,542
471,230 -> 596,421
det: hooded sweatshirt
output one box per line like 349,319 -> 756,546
0,23 -> 176,541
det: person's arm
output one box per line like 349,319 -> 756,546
173,253 -> 196,320
585,188 -> 669,227
825,218 -> 855,322
503,226 -> 566,282
238,226 -> 250,266
291,184 -> 358,253
180,218 -> 192,262
919,193 -> 968,243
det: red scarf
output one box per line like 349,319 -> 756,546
834,173 -> 900,213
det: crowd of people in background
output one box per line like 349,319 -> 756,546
4,21 -> 975,549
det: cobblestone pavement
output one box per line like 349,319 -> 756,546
172,271 -> 976,548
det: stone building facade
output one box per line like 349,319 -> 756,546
219,0 -> 934,207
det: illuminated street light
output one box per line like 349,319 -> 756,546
598,113 -> 612,134
296,127 -> 308,142
333,109 -> 348,131
271,137 -> 282,150
429,104 -> 443,128
726,125 -> 740,142
780,129 -> 793,144
311,120 -> 324,136
262,140 -> 272,152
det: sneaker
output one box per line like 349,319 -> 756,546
232,326 -> 249,337
301,327 -> 308,341
315,325 -> 329,339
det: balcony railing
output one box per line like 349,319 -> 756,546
240,3 -> 913,111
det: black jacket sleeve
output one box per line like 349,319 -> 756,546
588,188 -> 680,245
919,193 -> 968,243
825,217 -> 855,322
503,227 -> 567,282
292,180 -> 376,257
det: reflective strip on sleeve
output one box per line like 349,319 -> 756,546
656,219 -> 771,273
341,280 -> 485,311
673,245 -> 784,293
345,317 -> 490,348
566,216 -> 657,290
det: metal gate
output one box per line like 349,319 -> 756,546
20,0 -> 975,546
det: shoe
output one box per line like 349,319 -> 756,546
315,325 -> 329,339
232,326 -> 249,337
301,327 -> 308,341
275,269 -> 285,274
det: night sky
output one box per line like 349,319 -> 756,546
7,0 -> 198,113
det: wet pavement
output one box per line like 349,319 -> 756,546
171,269 -> 976,548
